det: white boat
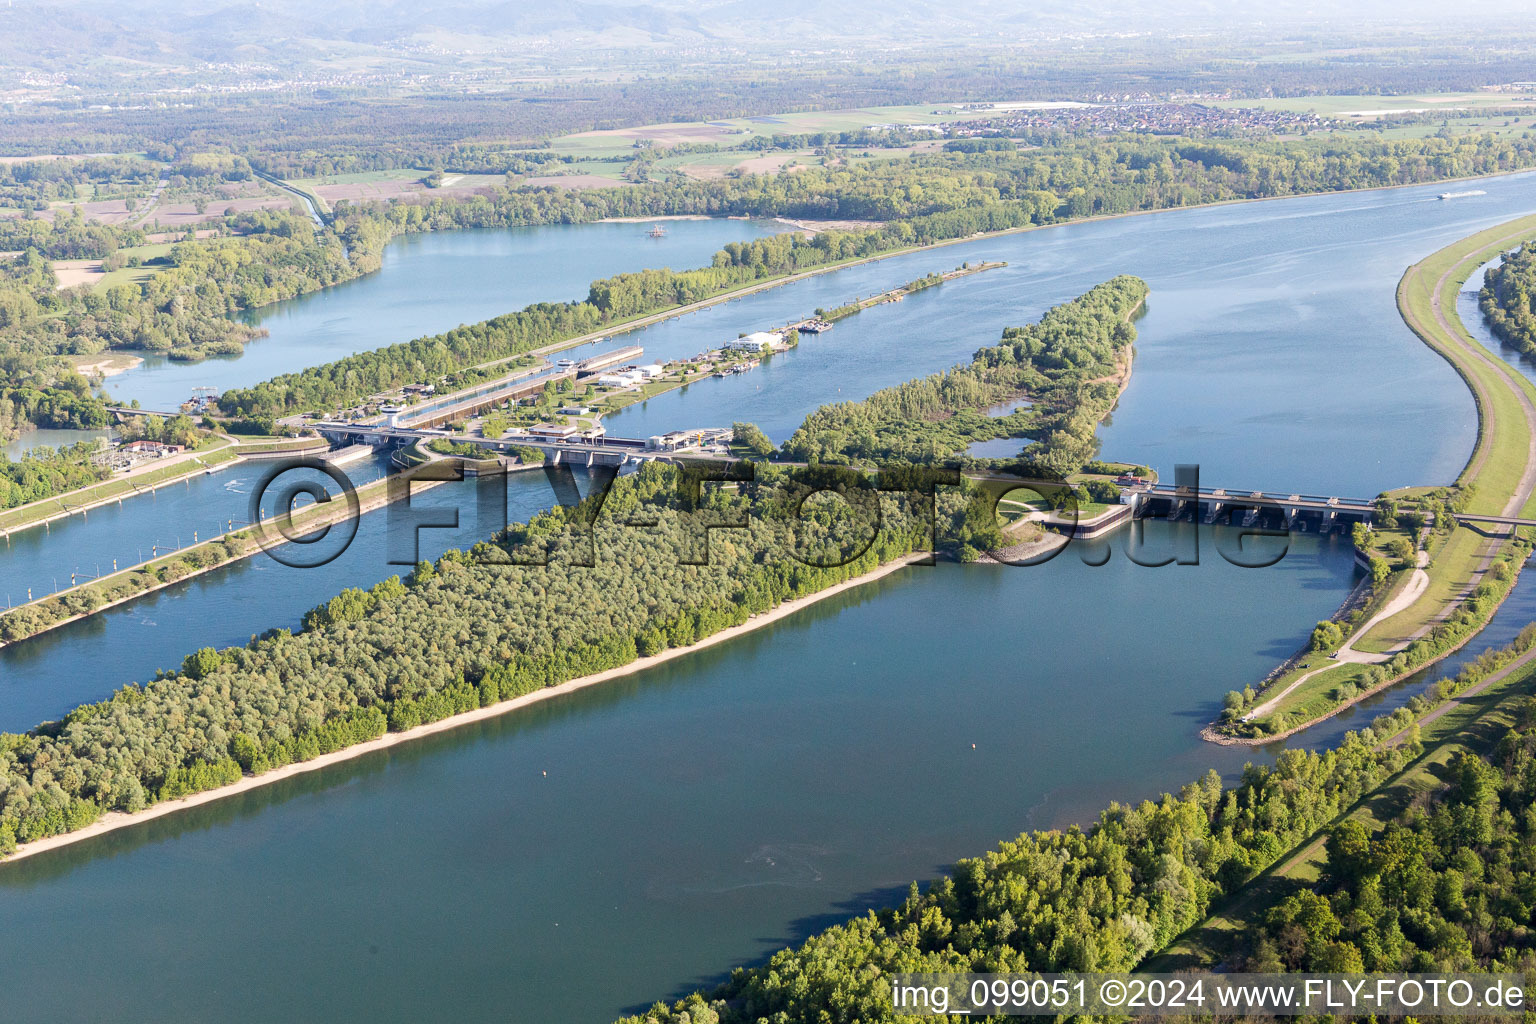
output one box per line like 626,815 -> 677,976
556,358 -> 576,368
1438,189 -> 1487,200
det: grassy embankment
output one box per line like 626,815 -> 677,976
1151,643 -> 1536,969
1224,214 -> 1536,739
0,467 -> 421,647
0,436 -> 238,535
0,433 -> 334,537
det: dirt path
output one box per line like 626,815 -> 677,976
1243,552 -> 1429,721
1393,226 -> 1536,637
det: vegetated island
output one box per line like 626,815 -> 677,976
0,279 -> 1144,860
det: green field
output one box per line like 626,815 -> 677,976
94,241 -> 174,290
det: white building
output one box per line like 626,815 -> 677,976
636,364 -> 666,379
595,371 -> 645,388
723,331 -> 780,353
526,423 -> 579,440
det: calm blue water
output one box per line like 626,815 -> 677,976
0,455 -> 392,606
0,524 -> 1349,1024
107,219 -> 788,411
3,174 -> 1536,1024
1,427 -> 113,461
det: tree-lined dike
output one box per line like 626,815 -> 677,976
3,176 -> 1536,1024
1212,212 -> 1536,744
0,445 -> 394,610
0,456 -> 457,650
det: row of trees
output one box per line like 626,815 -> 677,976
1481,241 -> 1536,355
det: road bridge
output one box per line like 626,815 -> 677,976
105,405 -> 185,419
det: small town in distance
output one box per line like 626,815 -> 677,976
4,3 -> 1536,1023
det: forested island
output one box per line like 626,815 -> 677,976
0,276 -> 1144,855
779,275 -> 1145,476
1481,240 -> 1536,353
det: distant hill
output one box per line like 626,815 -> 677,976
4,0 -> 1534,75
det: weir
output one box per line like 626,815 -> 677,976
1124,482 -> 1377,533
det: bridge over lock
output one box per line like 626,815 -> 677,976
311,421 -> 727,469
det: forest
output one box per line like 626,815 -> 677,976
617,732 -> 1422,1024
778,275 -> 1147,476
0,437 -> 109,511
1481,241 -> 1536,355
1248,699 -> 1536,974
0,462 -> 951,851
0,270 -> 1139,853
0,208 -> 353,365
0,355 -> 110,445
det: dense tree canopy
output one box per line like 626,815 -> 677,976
1482,241 -> 1536,356
779,275 -> 1147,475
617,734 -> 1419,1024
1246,700 -> 1536,976
0,463 -> 948,851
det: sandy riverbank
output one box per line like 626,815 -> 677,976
1,549 -> 928,864
68,353 -> 144,378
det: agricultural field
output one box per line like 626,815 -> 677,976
50,242 -> 173,291
289,169 -> 506,204
546,101 -> 983,159
1210,90 -> 1536,119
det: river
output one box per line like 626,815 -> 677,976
105,218 -> 789,412
2,173 -> 1535,1023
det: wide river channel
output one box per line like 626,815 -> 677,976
2,175 -> 1535,1022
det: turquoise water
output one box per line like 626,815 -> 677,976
3,174 -> 1536,1022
